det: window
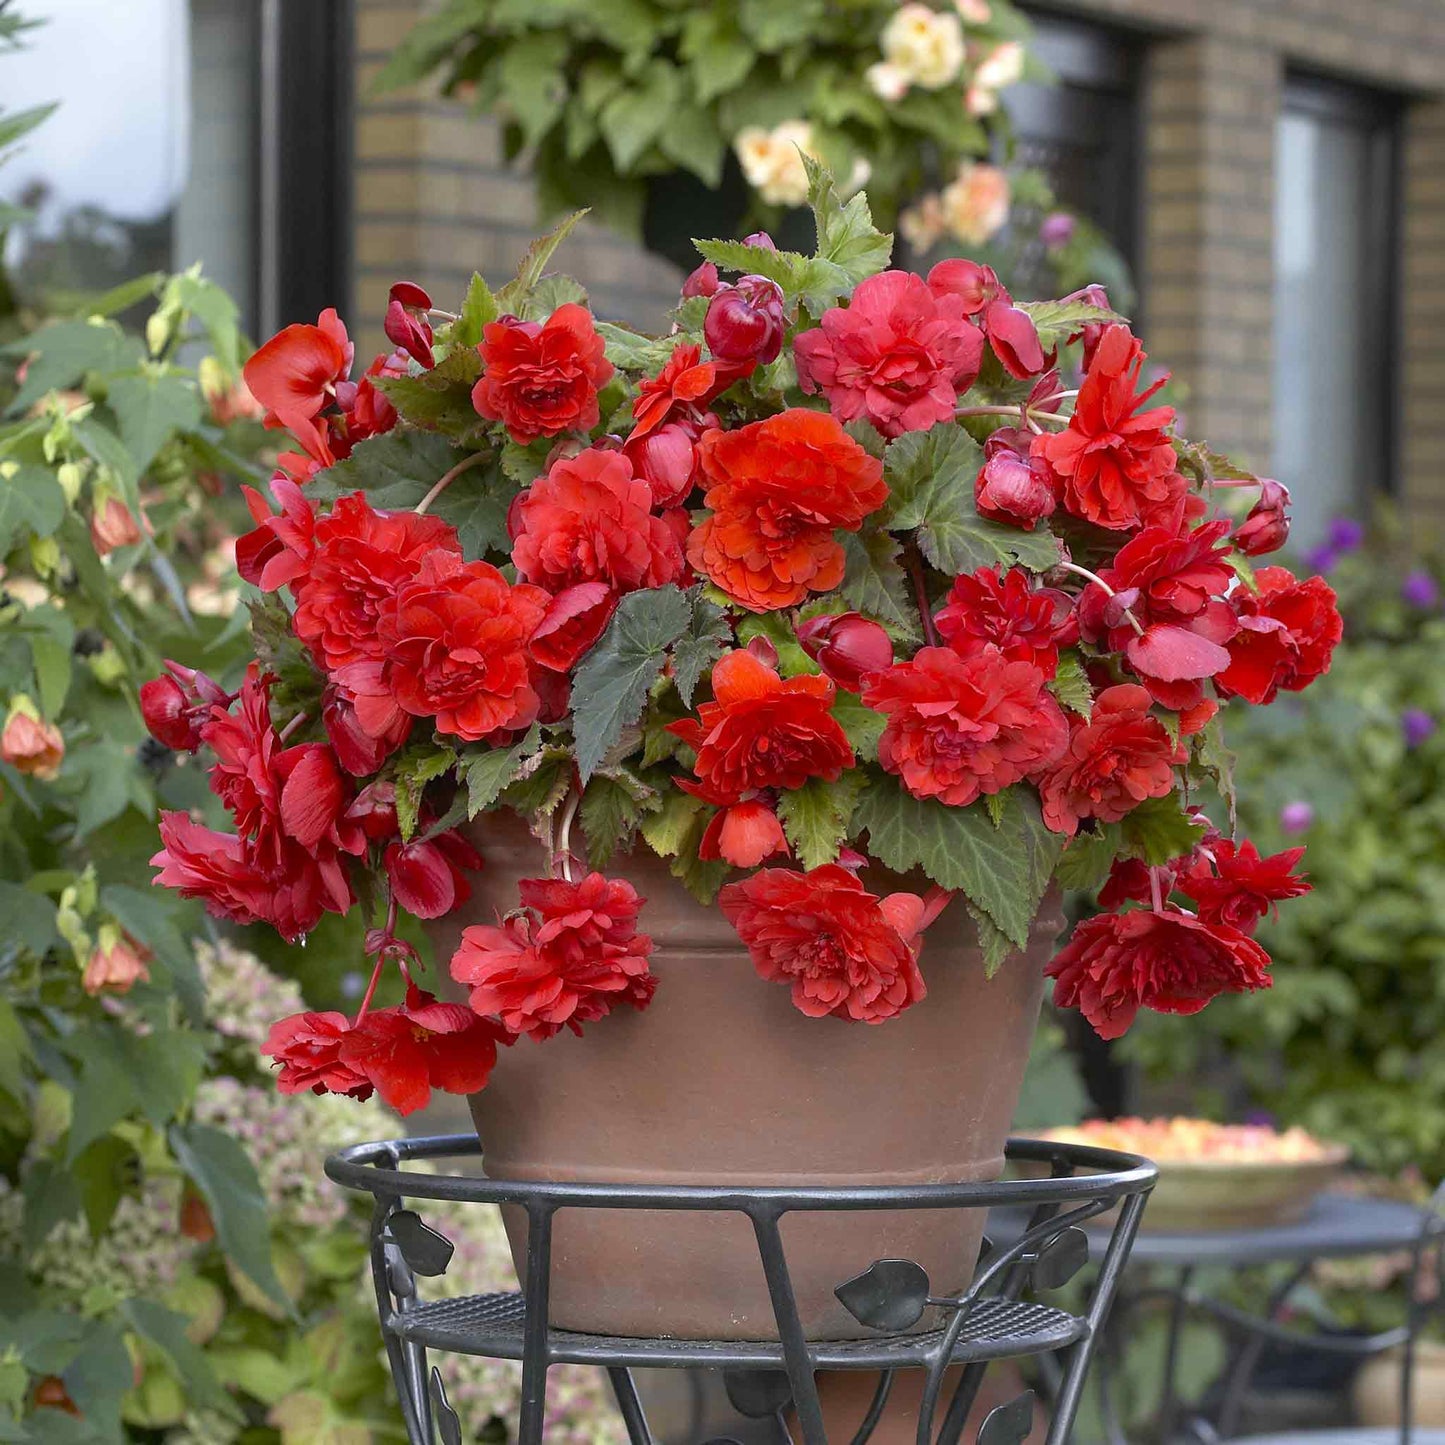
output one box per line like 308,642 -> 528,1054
1271,77 -> 1399,545
0,0 -> 352,334
1010,11 -> 1143,269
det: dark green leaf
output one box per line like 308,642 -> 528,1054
170,1123 -> 287,1309
462,725 -> 542,816
452,271 -> 499,349
777,775 -> 863,870
839,528 -> 922,642
579,769 -> 657,868
598,60 -> 681,171
884,425 -> 1059,574
571,584 -> 692,780
1048,654 -> 1093,718
66,1034 -> 139,1163
680,10 -> 755,102
853,778 -> 1063,948
657,101 -> 726,187
22,605 -> 74,716
309,429 -> 470,505
831,690 -> 886,763
106,372 -> 203,477
671,592 -> 732,707
593,321 -> 680,373
964,899 -> 1015,978
803,155 -> 893,301
637,790 -> 731,904
1119,793 -> 1206,866
61,1320 -> 132,1427
1017,297 -> 1126,349
70,1135 -> 133,1239
1054,823 -> 1124,893
496,30 -> 570,148
0,997 -> 31,1099
22,1158 -> 81,1252
0,879 -> 57,957
394,745 -> 458,841
497,745 -> 572,819
374,372 -> 482,439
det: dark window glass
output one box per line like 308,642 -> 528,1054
1271,76 -> 1399,544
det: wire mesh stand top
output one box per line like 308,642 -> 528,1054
325,1134 -> 1156,1445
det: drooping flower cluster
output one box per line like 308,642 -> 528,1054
145,178 -> 1342,1114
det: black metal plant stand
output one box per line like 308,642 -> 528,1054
325,1135 -> 1156,1445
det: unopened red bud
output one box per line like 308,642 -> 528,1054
797,612 -> 894,691
681,261 -> 721,299
388,280 -> 432,310
626,422 -> 698,507
1103,588 -> 1142,630
345,780 -> 400,841
745,635 -> 780,669
1062,283 -> 1113,370
1233,478 -> 1291,557
704,275 -> 785,364
90,495 -> 141,556
140,675 -> 199,751
926,258 -> 1004,316
383,298 -> 435,369
975,449 -> 1057,530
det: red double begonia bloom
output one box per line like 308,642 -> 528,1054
323,682 -> 410,775
935,566 -> 1078,679
719,865 -> 948,1023
528,581 -> 616,674
1215,567 -> 1343,705
688,409 -> 888,611
668,649 -> 853,797
341,552 -> 549,744
925,260 -> 1048,379
243,307 -> 352,461
509,446 -> 685,599
1047,906 -> 1272,1040
1176,838 -> 1310,934
793,270 -> 984,438
383,829 -> 483,920
151,814 -> 350,942
263,1011 -> 373,1099
451,872 -> 657,1040
199,665 -> 289,862
1096,855 -> 1156,911
338,986 -> 504,1115
471,303 -> 614,445
861,645 -> 1068,807
235,475 -> 316,592
291,492 -> 462,671
699,793 -> 790,868
1035,683 -> 1184,837
1076,518 -> 1239,702
1033,324 -> 1186,531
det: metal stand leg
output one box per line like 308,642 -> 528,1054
752,1212 -> 828,1445
607,1367 -> 657,1445
517,1205 -> 554,1445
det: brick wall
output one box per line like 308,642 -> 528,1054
348,0 -> 1445,518
352,0 -> 682,356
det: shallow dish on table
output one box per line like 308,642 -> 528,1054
1039,1118 -> 1350,1231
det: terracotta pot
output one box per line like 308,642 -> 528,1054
430,811 -> 1061,1341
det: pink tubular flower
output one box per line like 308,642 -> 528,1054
719,865 -> 949,1023
1047,907 -> 1273,1040
82,933 -> 152,996
861,645 -> 1068,807
794,270 -> 984,437
451,873 -> 657,1039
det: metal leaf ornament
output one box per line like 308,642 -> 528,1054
1030,1227 -> 1088,1291
389,1209 -> 455,1277
834,1257 -> 932,1331
978,1390 -> 1035,1445
723,1367 -> 793,1418
431,1367 -> 463,1445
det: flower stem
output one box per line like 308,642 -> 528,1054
353,953 -> 386,1024
277,710 -> 309,743
1149,867 -> 1165,915
555,789 -> 581,883
414,452 -> 488,515
1055,561 -> 1146,638
954,403 -> 1071,428
905,540 -> 939,647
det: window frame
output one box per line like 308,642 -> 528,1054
1276,71 -> 1402,500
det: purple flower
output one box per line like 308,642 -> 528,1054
1280,801 -> 1315,834
1302,544 -> 1338,575
1039,211 -> 1076,250
1402,570 -> 1440,610
1402,708 -> 1436,749
1326,517 -> 1365,553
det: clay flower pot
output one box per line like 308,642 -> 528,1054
429,812 -> 1062,1341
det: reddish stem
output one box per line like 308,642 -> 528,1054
353,953 -> 386,1024
277,710 -> 309,743
414,452 -> 487,515
905,542 -> 940,648
1149,866 -> 1165,914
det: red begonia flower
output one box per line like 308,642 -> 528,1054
1214,567 -> 1342,705
1035,683 -> 1185,837
668,649 -> 854,797
234,475 -> 316,592
509,446 -> 685,598
291,492 -> 462,672
935,566 -> 1078,680
699,795 -> 790,868
794,270 -> 984,438
1032,324 -> 1187,531
1047,906 -> 1272,1039
925,260 -> 1049,379
451,872 -> 657,1040
528,581 -> 617,673
263,1010 -> 374,1099
471,304 -> 614,445
323,682 -> 410,776
243,308 -> 352,458
796,612 -> 895,692
384,829 -> 483,920
338,986 -> 504,1115
1175,838 -> 1310,934
719,865 -> 947,1023
974,428 -> 1059,529
688,409 -> 888,611
861,645 -> 1068,807
628,342 -> 745,442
